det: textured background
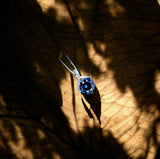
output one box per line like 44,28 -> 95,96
1,0 -> 160,158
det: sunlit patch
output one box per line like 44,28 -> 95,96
53,3 -> 71,22
0,94 -> 7,107
36,0 -> 55,12
60,72 -> 98,133
95,40 -> 107,52
154,70 -> 160,95
18,149 -> 34,159
36,0 -> 71,23
105,0 -> 125,17
0,121 -> 6,149
7,123 -> 33,158
78,1 -> 89,10
8,124 -> 26,151
116,87 -> 137,108
0,121 -> 34,159
77,18 -> 85,31
87,42 -> 107,73
52,152 -> 61,159
155,120 -> 160,143
37,129 -> 46,139
100,72 -> 160,159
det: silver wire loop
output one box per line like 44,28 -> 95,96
59,55 -> 81,78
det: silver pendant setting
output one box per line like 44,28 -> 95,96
59,55 -> 95,94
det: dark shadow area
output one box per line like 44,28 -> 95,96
0,0 -> 132,159
87,0 -> 160,111
81,97 -> 94,119
154,144 -> 160,159
82,86 -> 101,124
71,1 -> 160,157
67,55 -> 101,124
1,0 -> 160,158
82,1 -> 160,158
71,0 -> 160,157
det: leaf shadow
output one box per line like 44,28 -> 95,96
82,86 -> 101,124
84,0 -> 160,158
1,0 -> 160,159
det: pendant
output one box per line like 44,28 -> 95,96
59,55 -> 95,94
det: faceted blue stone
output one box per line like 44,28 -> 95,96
79,77 -> 95,94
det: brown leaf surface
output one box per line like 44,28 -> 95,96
1,0 -> 160,159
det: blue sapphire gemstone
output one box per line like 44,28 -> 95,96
79,78 -> 95,94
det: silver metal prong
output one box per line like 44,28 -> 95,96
59,55 -> 81,78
